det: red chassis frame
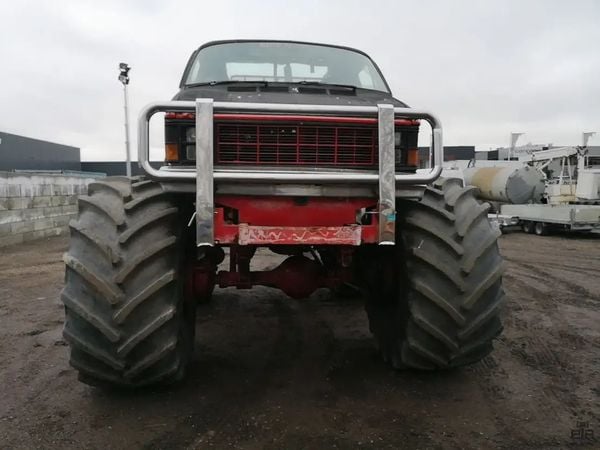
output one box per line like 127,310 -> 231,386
187,195 -> 378,300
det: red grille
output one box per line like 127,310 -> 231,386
215,122 -> 378,167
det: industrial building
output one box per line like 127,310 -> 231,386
0,131 -> 81,171
476,145 -> 600,161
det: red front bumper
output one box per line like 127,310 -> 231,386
213,195 -> 378,245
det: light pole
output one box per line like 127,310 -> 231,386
508,132 -> 524,160
582,131 -> 596,148
118,62 -> 132,177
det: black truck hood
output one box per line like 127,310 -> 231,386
172,85 -> 408,108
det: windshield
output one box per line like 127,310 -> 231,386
184,41 -> 389,92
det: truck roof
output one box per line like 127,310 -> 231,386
194,39 -> 375,60
176,39 -> 401,105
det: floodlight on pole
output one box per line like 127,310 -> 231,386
582,131 -> 596,148
508,132 -> 524,160
118,62 -> 132,177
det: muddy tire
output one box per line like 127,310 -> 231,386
363,178 -> 505,369
61,176 -> 195,388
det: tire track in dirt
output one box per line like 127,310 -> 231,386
477,236 -> 599,446
142,292 -> 341,450
513,261 -> 600,303
503,258 -> 600,312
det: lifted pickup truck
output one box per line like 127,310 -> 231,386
61,40 -> 505,388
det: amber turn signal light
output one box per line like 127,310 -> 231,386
165,143 -> 179,162
407,148 -> 419,167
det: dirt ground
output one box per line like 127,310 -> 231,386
0,233 -> 598,449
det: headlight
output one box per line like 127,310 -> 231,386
394,132 -> 402,162
186,127 -> 196,141
185,128 -> 196,160
186,145 -> 196,160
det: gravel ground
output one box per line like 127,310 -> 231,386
0,233 -> 598,449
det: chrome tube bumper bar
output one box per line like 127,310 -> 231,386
137,99 -> 443,246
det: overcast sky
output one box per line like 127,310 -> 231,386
1,0 -> 599,161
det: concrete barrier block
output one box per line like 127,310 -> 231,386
41,185 -> 53,196
22,208 -> 46,221
7,185 -> 21,197
33,217 -> 55,231
51,184 -> 61,196
10,220 -> 35,234
42,206 -> 64,218
44,227 -> 64,238
53,215 -> 74,228
8,197 -> 33,210
62,205 -> 78,215
0,222 -> 12,235
20,185 -> 32,198
25,185 -> 38,197
32,196 -> 53,208
50,196 -> 70,207
0,173 -> 103,245
0,209 -> 24,225
30,185 -> 49,196
51,184 -> 69,196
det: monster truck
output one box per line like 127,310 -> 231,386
62,40 -> 505,388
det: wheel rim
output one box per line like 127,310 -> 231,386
534,222 -> 544,235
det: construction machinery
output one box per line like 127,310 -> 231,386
507,144 -> 600,234
470,133 -> 600,234
61,40 -> 505,388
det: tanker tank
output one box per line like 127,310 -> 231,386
463,165 -> 545,204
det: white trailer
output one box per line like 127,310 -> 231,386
500,203 -> 600,235
478,132 -> 600,235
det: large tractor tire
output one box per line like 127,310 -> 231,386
363,178 -> 505,369
61,177 -> 195,388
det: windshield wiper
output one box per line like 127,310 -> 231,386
186,80 -> 359,92
297,81 -> 356,90
186,80 -> 269,88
